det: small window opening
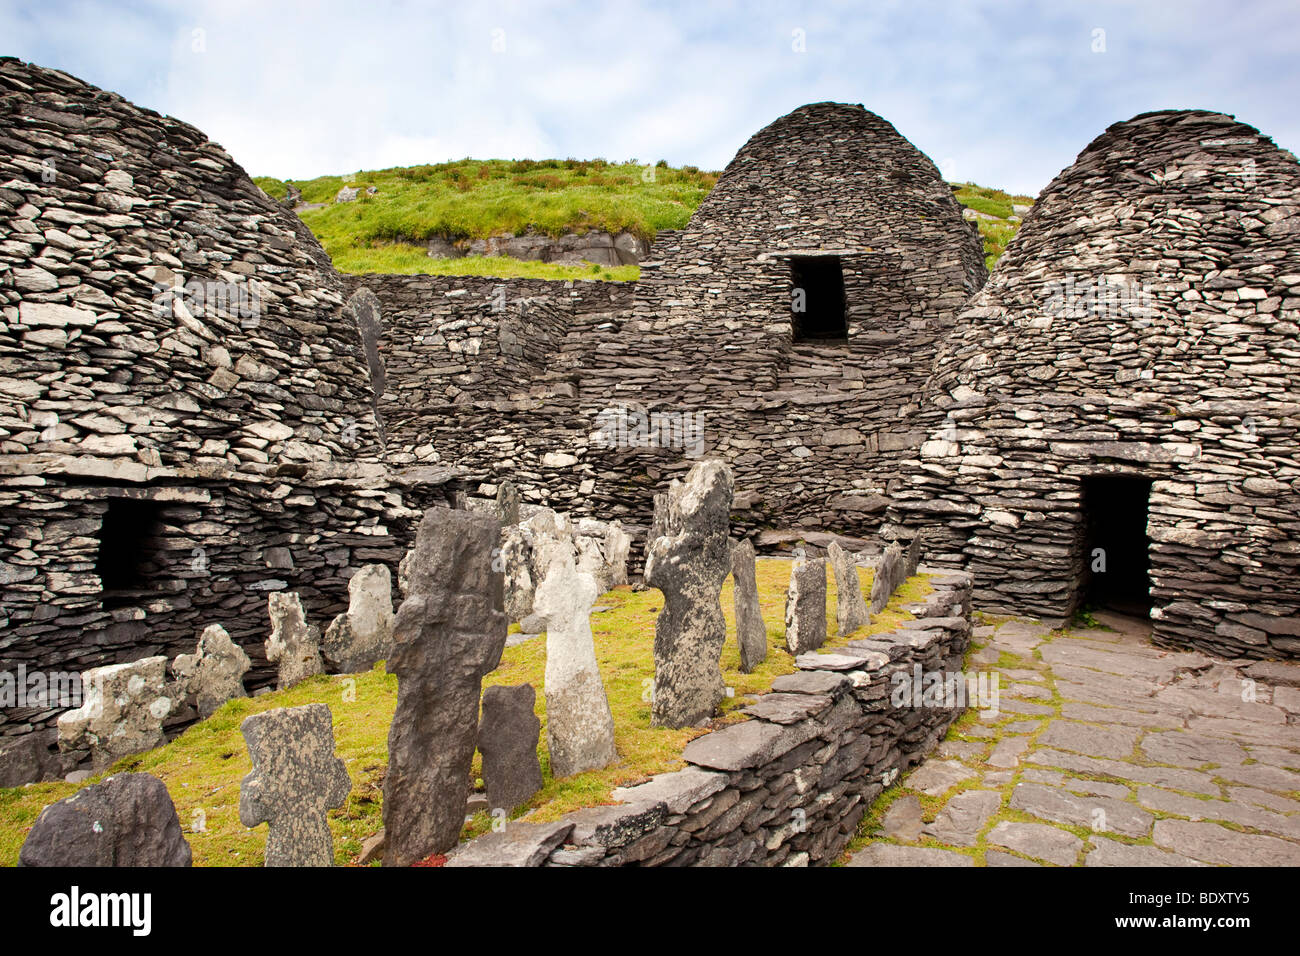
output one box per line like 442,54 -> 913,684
96,498 -> 166,609
790,256 -> 847,341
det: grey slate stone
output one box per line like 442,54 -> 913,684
477,683 -> 543,813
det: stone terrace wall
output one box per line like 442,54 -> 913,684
888,110 -> 1300,659
447,571 -> 973,867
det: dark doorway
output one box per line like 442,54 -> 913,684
1080,476 -> 1153,616
96,497 -> 166,608
790,256 -> 847,341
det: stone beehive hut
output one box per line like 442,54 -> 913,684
0,59 -> 443,747
890,109 -> 1300,659
576,103 -> 988,535
348,103 -> 987,544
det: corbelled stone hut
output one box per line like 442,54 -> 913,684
890,109 -> 1300,659
0,59 -> 450,757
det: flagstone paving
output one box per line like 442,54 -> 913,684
846,610 -> 1300,867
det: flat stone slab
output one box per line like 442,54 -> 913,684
794,650 -> 886,672
936,739 -> 986,761
985,850 -> 1041,867
1137,786 -> 1300,840
904,759 -> 978,796
1038,720 -> 1139,760
1152,819 -> 1300,867
846,844 -> 973,867
987,737 -> 1030,769
741,692 -> 833,725
1009,782 -> 1153,839
1059,701 -> 1183,730
682,718 -> 816,772
1085,837 -> 1208,868
880,794 -> 924,842
923,789 -> 1001,847
1028,748 -> 1220,796
1244,660 -> 1300,688
611,766 -> 729,815
1140,731 -> 1247,768
987,821 -> 1084,866
444,821 -> 574,867
771,671 -> 852,697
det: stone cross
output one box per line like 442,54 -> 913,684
645,459 -> 734,728
383,507 -> 507,867
731,538 -> 767,672
57,656 -> 173,769
827,541 -> 869,637
322,564 -> 396,673
238,703 -> 350,867
172,623 -> 251,718
533,542 -> 617,775
870,543 -> 906,614
784,554 -> 827,655
265,591 -> 323,689
477,683 -> 544,812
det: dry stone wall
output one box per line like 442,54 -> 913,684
888,110 -> 1300,659
446,570 -> 973,867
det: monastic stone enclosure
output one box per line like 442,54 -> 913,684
2,52 -> 1298,785
889,110 -> 1300,660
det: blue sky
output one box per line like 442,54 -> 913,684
3,0 -> 1297,195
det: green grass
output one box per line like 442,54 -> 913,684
256,159 -> 1032,281
952,182 -> 1035,271
0,558 -> 931,867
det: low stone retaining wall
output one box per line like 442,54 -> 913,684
446,570 -> 974,867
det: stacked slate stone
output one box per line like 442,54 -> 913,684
443,571 -> 975,867
343,104 -> 987,558
0,59 -> 447,767
889,109 -> 1300,660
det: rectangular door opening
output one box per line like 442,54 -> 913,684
790,256 -> 847,341
1080,475 -> 1153,617
96,497 -> 167,609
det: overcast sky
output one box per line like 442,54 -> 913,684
3,0 -> 1298,195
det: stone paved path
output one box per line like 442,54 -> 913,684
847,611 -> 1300,867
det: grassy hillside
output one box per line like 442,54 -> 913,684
254,161 -> 1032,279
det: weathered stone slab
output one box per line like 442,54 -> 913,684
477,683 -> 543,813
1152,819 -> 1300,867
868,543 -> 905,615
604,520 -> 632,587
171,624 -> 250,718
881,793 -> 925,842
1038,720 -> 1139,760
771,671 -> 853,697
500,523 -> 534,623
1140,730 -> 1247,768
495,479 -> 521,526
1085,837 -> 1207,867
239,703 -> 351,867
265,592 -> 323,689
987,737 -> 1030,769
827,540 -> 868,637
682,718 -> 815,772
987,820 -> 1083,866
19,773 -> 191,867
322,564 -> 395,673
1029,748 -> 1220,796
904,531 -> 923,577
383,507 -> 507,867
741,692 -> 833,725
57,656 -> 172,769
534,541 -> 617,776
784,554 -> 826,655
924,789 -> 1001,846
846,844 -> 973,867
444,820 -> 574,867
905,758 -> 977,796
645,460 -> 734,728
1136,786 -> 1300,840
731,538 -> 767,672
1010,782 -> 1153,838
611,765 -> 730,814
